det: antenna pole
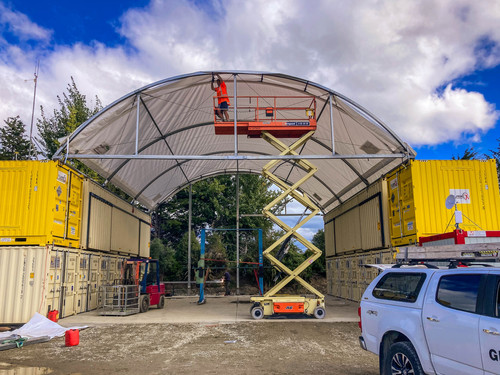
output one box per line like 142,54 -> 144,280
29,60 -> 40,159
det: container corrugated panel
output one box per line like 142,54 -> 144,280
87,253 -> 101,310
61,250 -> 79,318
46,248 -> 63,313
324,180 -> 389,255
326,260 -> 333,295
324,220 -> 335,257
387,160 -> 500,246
0,246 -> 50,324
111,208 -> 140,255
360,198 -> 384,250
335,209 -> 361,253
81,179 -> 151,255
0,161 -> 82,248
86,197 -> 112,251
139,221 -> 151,257
77,252 -> 90,313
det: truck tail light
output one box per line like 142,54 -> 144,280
358,306 -> 362,332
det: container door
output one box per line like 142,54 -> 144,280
77,253 -> 90,313
52,169 -> 69,241
66,171 -> 83,244
47,250 -> 63,314
388,167 -> 417,246
108,257 -> 120,286
61,251 -> 78,318
100,256 -> 109,286
88,254 -> 100,310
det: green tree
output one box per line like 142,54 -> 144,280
452,147 -> 479,160
309,228 -> 325,277
37,77 -> 102,159
150,238 -> 181,281
0,116 -> 32,160
489,140 -> 500,183
154,174 -> 285,282
174,230 -> 201,280
35,78 -> 133,201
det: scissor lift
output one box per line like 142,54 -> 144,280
214,96 -> 325,319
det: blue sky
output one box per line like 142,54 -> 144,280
1,0 -> 500,242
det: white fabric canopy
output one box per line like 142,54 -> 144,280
53,71 -> 415,212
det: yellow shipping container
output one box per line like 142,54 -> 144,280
0,161 -> 83,248
387,159 -> 500,246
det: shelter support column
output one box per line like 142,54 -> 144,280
188,183 -> 192,295
236,163 -> 240,295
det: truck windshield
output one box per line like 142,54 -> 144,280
372,272 -> 426,302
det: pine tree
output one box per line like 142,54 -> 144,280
0,116 -> 32,160
36,77 -> 102,159
452,147 -> 479,160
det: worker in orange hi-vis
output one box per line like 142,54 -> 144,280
211,73 -> 230,122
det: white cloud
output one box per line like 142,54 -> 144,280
0,0 -> 500,149
0,3 -> 51,43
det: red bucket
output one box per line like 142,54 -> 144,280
48,310 -> 59,322
65,329 -> 79,347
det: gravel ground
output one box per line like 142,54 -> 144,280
0,321 -> 378,374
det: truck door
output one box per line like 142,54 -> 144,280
422,272 -> 485,375
480,274 -> 500,375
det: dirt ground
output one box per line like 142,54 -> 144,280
0,322 -> 378,375
0,296 -> 378,374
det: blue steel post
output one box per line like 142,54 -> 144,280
199,229 -> 205,304
258,228 -> 263,295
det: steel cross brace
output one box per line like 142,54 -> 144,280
261,131 -> 324,299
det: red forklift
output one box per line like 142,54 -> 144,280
123,258 -> 165,312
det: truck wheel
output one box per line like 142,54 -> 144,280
384,341 -> 424,375
158,295 -> 165,309
313,306 -> 325,319
140,295 -> 150,313
251,306 -> 264,320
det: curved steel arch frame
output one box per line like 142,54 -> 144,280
52,71 -> 415,211
53,70 -> 412,158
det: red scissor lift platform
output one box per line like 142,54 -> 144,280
213,95 -> 317,138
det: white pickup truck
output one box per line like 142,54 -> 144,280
359,267 -> 500,375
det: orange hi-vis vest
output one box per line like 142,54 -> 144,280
216,81 -> 230,105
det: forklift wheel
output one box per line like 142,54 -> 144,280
251,306 -> 264,320
158,295 -> 165,309
313,306 -> 325,319
140,295 -> 150,313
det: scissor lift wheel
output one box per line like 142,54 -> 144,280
251,304 -> 264,320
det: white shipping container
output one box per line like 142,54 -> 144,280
0,246 -> 126,324
0,247 -> 50,324
324,179 -> 390,256
81,179 -> 151,256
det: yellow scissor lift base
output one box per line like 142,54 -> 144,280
250,131 -> 325,320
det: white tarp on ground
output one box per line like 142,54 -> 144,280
0,313 -> 87,340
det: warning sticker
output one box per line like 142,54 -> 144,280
407,221 -> 414,231
390,177 -> 398,190
57,171 -> 67,184
450,189 -> 471,204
